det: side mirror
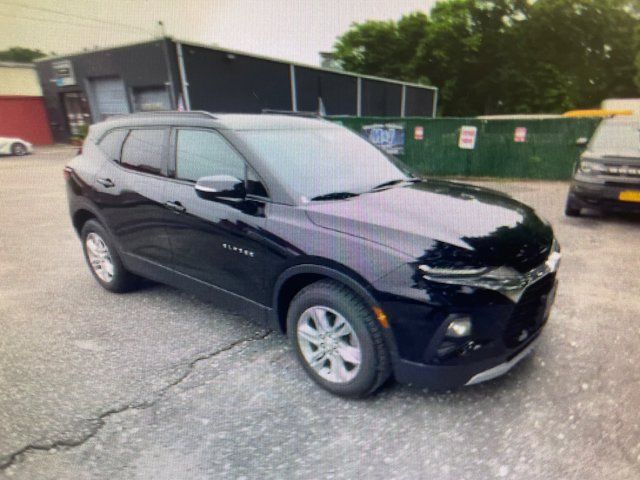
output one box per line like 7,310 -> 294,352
576,137 -> 589,147
195,175 -> 245,200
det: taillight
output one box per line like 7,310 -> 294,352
63,166 -> 73,181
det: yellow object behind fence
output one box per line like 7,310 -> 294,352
562,109 -> 633,118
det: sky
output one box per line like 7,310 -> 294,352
0,0 -> 437,66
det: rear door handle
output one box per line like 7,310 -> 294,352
96,177 -> 115,188
164,200 -> 186,213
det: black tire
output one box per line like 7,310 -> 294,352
565,197 -> 581,217
286,280 -> 391,398
11,143 -> 27,156
80,219 -> 139,293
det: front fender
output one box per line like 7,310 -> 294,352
270,262 -> 401,360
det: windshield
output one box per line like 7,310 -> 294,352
237,127 -> 413,201
589,120 -> 640,155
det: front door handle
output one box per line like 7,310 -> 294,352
164,200 -> 186,213
96,177 -> 115,188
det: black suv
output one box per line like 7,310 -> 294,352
566,117 -> 640,216
65,112 -> 560,398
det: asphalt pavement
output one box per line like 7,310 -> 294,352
1,147 -> 639,479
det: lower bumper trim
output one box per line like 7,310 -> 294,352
464,337 -> 539,385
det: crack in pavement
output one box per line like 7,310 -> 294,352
0,330 -> 272,472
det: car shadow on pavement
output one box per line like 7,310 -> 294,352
574,210 -> 640,225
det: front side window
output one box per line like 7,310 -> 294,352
175,129 -> 246,182
98,129 -> 128,161
120,129 -> 167,175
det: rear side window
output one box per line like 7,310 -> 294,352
175,129 -> 245,182
98,129 -> 128,161
121,129 -> 168,175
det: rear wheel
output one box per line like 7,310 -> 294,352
287,280 -> 391,398
11,143 -> 27,156
81,220 -> 139,292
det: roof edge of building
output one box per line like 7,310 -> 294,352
0,61 -> 36,69
34,36 -> 438,92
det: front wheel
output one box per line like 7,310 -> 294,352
565,197 -> 581,217
287,280 -> 391,398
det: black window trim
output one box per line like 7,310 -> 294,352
168,126 -> 271,200
119,126 -> 171,178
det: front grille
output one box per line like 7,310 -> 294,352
600,164 -> 640,178
503,273 -> 556,348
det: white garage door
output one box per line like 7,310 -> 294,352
90,77 -> 130,120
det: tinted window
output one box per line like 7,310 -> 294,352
238,127 -> 411,201
121,129 -> 167,175
247,166 -> 268,197
175,129 -> 245,182
98,129 -> 128,161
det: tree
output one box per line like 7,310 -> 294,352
334,13 -> 429,81
0,47 -> 47,63
332,0 -> 640,115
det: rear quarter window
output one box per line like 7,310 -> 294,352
98,129 -> 128,162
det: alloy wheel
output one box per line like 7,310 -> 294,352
12,144 -> 26,156
85,232 -> 114,283
296,306 -> 362,384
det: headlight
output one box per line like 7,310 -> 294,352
418,265 -> 488,277
419,264 -> 526,290
579,160 -> 606,174
418,238 -> 561,301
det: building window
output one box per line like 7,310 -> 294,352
133,86 -> 172,112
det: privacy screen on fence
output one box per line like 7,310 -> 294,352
331,116 -> 601,180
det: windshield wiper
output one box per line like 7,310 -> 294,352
310,191 -> 360,201
370,177 -> 420,191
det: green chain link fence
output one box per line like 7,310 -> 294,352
329,116 -> 601,180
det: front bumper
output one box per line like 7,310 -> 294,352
393,334 -> 541,390
378,270 -> 557,390
570,177 -> 640,212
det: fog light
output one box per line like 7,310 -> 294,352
445,315 -> 472,338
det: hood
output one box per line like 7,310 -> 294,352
304,179 -> 553,273
582,150 -> 640,163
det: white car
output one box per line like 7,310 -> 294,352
0,137 -> 34,156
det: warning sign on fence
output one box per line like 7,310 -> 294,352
414,126 -> 424,140
514,127 -> 527,143
458,126 -> 477,150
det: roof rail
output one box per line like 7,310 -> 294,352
109,110 -> 218,119
261,109 -> 323,118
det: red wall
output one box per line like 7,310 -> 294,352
0,96 -> 53,145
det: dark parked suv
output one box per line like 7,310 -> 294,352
65,111 -> 560,398
566,117 -> 640,216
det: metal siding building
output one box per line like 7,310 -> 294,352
36,38 -> 437,142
